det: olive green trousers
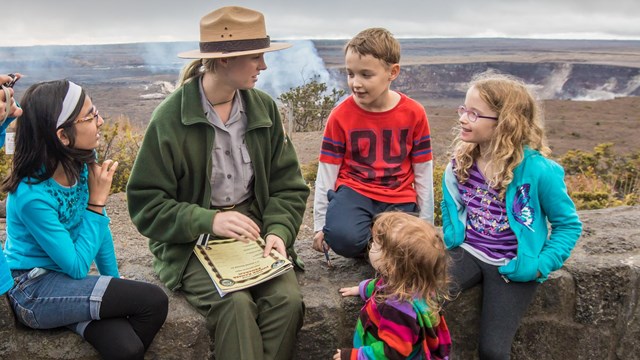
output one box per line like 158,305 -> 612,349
180,250 -> 303,360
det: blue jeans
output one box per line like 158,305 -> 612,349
9,268 -> 112,336
323,185 -> 418,257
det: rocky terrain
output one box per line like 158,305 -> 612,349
1,194 -> 638,359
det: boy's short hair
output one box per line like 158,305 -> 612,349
345,27 -> 400,66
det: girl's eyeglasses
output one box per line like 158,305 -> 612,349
457,105 -> 498,122
75,106 -> 100,124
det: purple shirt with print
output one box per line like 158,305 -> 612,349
456,162 -> 517,261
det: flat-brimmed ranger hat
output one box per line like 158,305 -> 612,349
178,6 -> 291,59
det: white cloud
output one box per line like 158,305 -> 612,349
1,0 -> 639,46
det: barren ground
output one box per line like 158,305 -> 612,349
17,85 -> 640,255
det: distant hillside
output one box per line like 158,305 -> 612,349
314,38 -> 640,102
1,38 -> 639,129
2,38 -> 639,101
393,62 -> 640,102
315,38 -> 640,67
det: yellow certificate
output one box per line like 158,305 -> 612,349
194,237 -> 293,296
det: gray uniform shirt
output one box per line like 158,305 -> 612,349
199,80 -> 254,207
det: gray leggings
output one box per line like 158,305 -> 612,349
447,247 -> 539,360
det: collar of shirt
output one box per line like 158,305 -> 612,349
198,78 -> 245,130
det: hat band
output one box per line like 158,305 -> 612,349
199,37 -> 271,54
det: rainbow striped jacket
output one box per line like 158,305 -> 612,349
340,278 -> 451,360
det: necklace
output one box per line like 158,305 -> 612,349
209,96 -> 234,107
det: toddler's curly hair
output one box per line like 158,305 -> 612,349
372,212 -> 450,315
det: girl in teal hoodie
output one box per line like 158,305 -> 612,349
3,80 -> 168,359
441,73 -> 582,360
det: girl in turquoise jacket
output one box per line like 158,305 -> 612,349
3,80 -> 168,359
441,73 -> 582,360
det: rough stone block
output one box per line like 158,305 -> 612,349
294,254 -> 375,359
526,269 -> 576,320
512,320 -> 612,360
0,198 -> 638,359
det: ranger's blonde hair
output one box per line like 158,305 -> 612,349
178,59 -> 218,86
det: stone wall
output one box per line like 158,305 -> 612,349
0,197 -> 638,359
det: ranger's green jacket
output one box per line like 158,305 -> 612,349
126,78 -> 309,291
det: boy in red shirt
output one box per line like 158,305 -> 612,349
313,28 -> 434,258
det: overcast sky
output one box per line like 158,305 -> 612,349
3,0 -> 640,46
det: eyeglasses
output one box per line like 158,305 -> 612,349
75,106 -> 100,124
457,105 -> 499,122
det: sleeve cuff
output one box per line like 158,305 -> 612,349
265,224 -> 292,247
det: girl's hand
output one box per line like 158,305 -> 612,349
339,286 -> 359,297
0,73 -> 22,119
212,211 -> 260,242
333,349 -> 341,360
88,159 -> 118,206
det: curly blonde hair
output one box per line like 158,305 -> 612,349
452,73 -> 550,198
371,212 -> 449,315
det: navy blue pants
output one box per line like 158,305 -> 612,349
323,185 -> 418,257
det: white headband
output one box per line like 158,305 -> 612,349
56,81 -> 82,128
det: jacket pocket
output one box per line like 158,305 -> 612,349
498,254 -> 539,282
